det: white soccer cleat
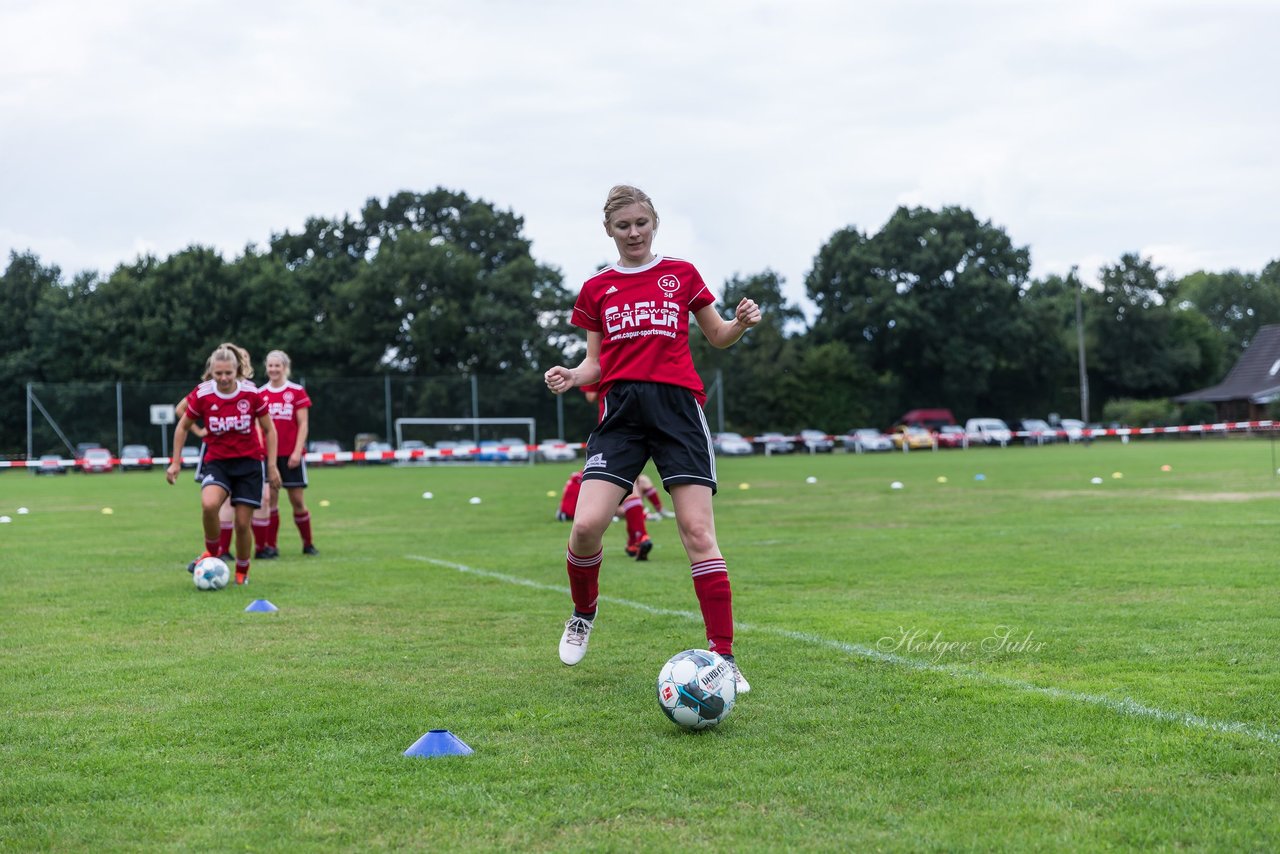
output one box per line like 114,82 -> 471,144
559,615 -> 594,665
725,657 -> 751,694
661,509 -> 675,519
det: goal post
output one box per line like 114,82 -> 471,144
393,417 -> 537,464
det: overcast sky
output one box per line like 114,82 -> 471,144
2,0 -> 1276,317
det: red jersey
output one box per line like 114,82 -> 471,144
571,256 -> 715,405
184,379 -> 268,462
559,470 -> 583,517
258,380 -> 312,457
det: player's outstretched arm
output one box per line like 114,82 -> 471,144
695,298 -> 762,349
545,331 -> 602,394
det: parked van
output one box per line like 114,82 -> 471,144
965,417 -> 1013,446
897,409 -> 956,430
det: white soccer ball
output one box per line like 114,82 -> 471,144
656,649 -> 736,730
193,557 -> 230,591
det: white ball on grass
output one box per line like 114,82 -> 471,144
469,497 -> 482,505
422,491 -> 434,499
890,481 -> 904,490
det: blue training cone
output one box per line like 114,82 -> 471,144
404,729 -> 474,757
244,599 -> 279,613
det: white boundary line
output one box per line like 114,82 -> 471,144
407,555 -> 1280,746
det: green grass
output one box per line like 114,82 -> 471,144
2,440 -> 1280,851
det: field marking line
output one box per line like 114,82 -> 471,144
406,555 -> 1280,746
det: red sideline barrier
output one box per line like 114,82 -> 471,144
4,422 -> 1279,468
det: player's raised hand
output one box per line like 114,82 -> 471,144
735,298 -> 762,329
544,366 -> 575,395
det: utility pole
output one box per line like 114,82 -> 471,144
1073,266 -> 1089,423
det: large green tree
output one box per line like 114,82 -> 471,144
1085,254 -> 1222,408
806,206 -> 1035,423
1175,265 -> 1280,358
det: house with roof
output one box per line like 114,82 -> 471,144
1174,324 -> 1280,421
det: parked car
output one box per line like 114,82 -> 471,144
844,428 -> 893,453
798,429 -> 835,453
476,440 -> 509,462
394,439 -> 430,465
538,439 -> 578,462
120,444 -> 155,471
500,438 -> 531,462
713,432 -> 754,456
81,447 -> 114,473
890,425 -> 934,451
75,441 -> 104,457
308,439 -> 345,465
897,409 -> 957,431
1058,418 -> 1089,442
34,454 -> 68,475
434,440 -> 478,461
180,445 -> 202,469
361,441 -> 394,464
934,425 -> 968,449
1017,418 -> 1056,445
965,418 -> 1013,446
756,432 -> 796,454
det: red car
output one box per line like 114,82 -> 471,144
934,425 -> 968,449
80,447 -> 115,473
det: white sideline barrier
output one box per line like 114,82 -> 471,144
4,421 -> 1278,468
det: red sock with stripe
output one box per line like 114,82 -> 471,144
566,546 -> 603,618
235,557 -> 250,583
622,496 -> 648,546
643,486 -> 663,513
204,536 -> 220,556
218,522 -> 233,556
691,557 -> 733,657
294,512 -> 312,546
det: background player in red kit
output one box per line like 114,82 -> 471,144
166,343 -> 281,584
544,184 -> 761,692
557,469 -> 657,559
254,350 -> 317,557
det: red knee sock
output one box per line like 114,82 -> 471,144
294,512 -> 312,546
252,517 -> 271,552
643,486 -> 663,513
622,496 -> 648,545
218,522 -> 233,555
268,509 -> 280,548
204,535 -> 220,556
566,547 -> 603,616
691,558 -> 733,657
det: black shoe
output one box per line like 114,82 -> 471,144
302,544 -> 319,556
186,560 -> 197,574
264,546 -> 280,559
254,548 -> 268,559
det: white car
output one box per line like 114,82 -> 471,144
713,432 -> 754,456
965,418 -> 1013,446
1058,418 -> 1088,442
844,429 -> 893,452
538,439 -> 578,462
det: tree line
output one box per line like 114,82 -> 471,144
3,187 -> 1278,454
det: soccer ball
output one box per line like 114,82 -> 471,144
193,557 -> 230,591
656,649 -> 736,730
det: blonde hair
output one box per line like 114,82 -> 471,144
203,342 -> 253,381
603,184 -> 658,227
265,349 -> 292,380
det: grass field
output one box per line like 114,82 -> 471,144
3,439 -> 1280,851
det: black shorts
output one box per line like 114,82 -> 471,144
582,381 -> 717,495
199,457 -> 265,507
276,456 -> 308,489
